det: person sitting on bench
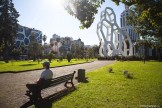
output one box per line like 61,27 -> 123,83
26,61 -> 53,99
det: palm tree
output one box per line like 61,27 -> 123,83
42,35 -> 47,45
50,39 -> 54,47
54,41 -> 58,56
56,38 -> 60,56
42,35 -> 47,56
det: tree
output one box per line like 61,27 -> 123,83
65,0 -> 104,29
59,45 -> 67,58
0,0 -> 19,62
136,39 -> 151,64
10,47 -> 22,60
47,52 -> 54,63
42,35 -> 47,56
54,41 -> 58,53
92,45 -> 99,58
65,0 -> 162,39
50,39 -> 54,47
71,43 -> 84,59
42,35 -> 47,44
126,1 -> 162,61
84,45 -> 99,59
28,32 -> 43,61
28,42 -> 43,61
67,52 -> 72,62
126,0 -> 162,39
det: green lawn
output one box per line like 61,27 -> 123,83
0,59 -> 95,72
53,61 -> 162,108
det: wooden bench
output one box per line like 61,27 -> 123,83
26,71 -> 76,102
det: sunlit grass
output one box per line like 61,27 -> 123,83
0,59 -> 95,72
53,61 -> 162,108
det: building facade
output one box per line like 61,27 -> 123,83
120,5 -> 139,56
15,25 -> 42,54
120,6 -> 139,43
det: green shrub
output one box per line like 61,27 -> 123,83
67,53 -> 72,62
47,52 -> 54,63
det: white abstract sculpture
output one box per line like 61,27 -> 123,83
97,7 -> 133,57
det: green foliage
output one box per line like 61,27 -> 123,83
53,61 -> 162,108
59,56 -> 63,62
28,42 -> 43,61
127,1 -> 162,39
71,44 -> 84,59
127,1 -> 162,61
65,0 -> 104,29
48,52 -> 54,63
0,0 -> 19,61
42,35 -> 47,44
65,0 -> 136,28
123,70 -> 133,79
85,45 -> 99,59
67,52 -> 72,62
59,46 -> 67,58
10,48 -> 21,60
108,67 -> 113,73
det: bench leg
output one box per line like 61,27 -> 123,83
26,84 -> 43,102
30,93 -> 42,102
71,82 -> 75,88
64,81 -> 75,88
25,90 -> 42,102
64,82 -> 68,88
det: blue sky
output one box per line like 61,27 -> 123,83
13,0 -> 125,45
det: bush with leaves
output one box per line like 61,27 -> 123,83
67,53 -> 72,62
48,52 -> 54,63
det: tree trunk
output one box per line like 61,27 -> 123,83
143,44 -> 146,64
3,43 -> 9,63
158,47 -> 162,61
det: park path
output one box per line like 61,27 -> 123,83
0,60 -> 115,108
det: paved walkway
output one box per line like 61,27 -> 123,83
0,60 -> 115,108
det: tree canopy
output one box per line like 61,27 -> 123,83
0,0 -> 19,61
65,0 -> 162,39
65,0 -> 105,29
127,0 -> 162,39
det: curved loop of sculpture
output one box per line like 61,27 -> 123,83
97,7 -> 133,57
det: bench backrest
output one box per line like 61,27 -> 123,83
48,71 -> 76,87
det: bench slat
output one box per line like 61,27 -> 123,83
51,73 -> 74,81
51,75 -> 72,82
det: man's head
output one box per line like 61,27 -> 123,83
42,61 -> 50,69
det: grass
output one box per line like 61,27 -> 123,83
53,61 -> 162,108
0,59 -> 95,72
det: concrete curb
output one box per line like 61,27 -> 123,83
0,61 -> 95,74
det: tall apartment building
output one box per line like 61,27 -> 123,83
120,5 -> 139,43
120,5 -> 155,57
72,38 -> 84,48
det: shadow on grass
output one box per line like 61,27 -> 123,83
19,64 -> 37,66
20,87 -> 76,108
